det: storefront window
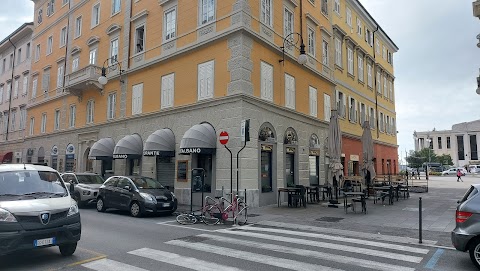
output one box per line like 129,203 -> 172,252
261,146 -> 272,192
197,154 -> 212,192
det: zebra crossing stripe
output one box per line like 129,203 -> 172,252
82,258 -> 149,271
257,221 -> 437,245
232,226 -> 429,254
128,248 -> 246,271
199,233 -> 415,271
166,239 -> 345,271
217,229 -> 423,263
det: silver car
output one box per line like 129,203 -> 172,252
62,172 -> 105,207
452,184 -> 480,269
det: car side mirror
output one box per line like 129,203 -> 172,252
457,200 -> 460,204
124,185 -> 131,191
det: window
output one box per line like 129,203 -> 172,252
383,45 -> 387,59
107,92 -> 116,119
324,94 -> 331,121
447,136 -> 451,149
19,107 -> 26,130
335,38 -> 341,66
31,77 -> 38,98
2,59 -> 5,72
17,48 -> 22,64
284,8 -> 293,38
110,38 -> 119,64
438,137 -> 442,149
261,0 -> 272,26
54,109 -> 60,130
161,73 -> 175,108
37,9 -> 43,24
347,47 -> 353,75
92,3 -> 100,27
309,86 -> 317,117
41,113 -> 47,133
13,78 -> 19,98
322,40 -> 328,65
111,0 -> 120,14
135,25 -> 145,53
46,0 -> 55,16
86,100 -> 94,123
389,80 -> 393,101
379,112 -> 384,132
22,75 -> 28,96
366,29 -> 373,46
360,103 -> 366,125
75,16 -> 82,38
60,26 -> 67,47
6,82 -> 11,101
132,84 -> 143,115
376,40 -> 380,54
346,7 -> 352,27
164,8 -> 176,41
10,110 -> 16,131
200,0 -> 215,25
376,71 -> 381,94
285,74 -> 295,109
348,96 -> 356,122
386,115 -> 390,134
388,52 -> 393,64
89,48 -> 97,65
9,54 -> 13,69
307,27 -> 315,56
383,76 -> 388,97
0,86 -> 3,103
69,105 -> 76,127
35,44 -> 40,61
197,60 -> 214,100
72,57 -> 79,72
336,90 -> 346,118
321,0 -> 328,15
357,18 -> 362,36
57,66 -> 64,88
47,36 -> 53,55
358,56 -> 364,82
367,63 -> 372,87
260,62 -> 273,101
334,0 -> 340,14
369,107 -> 376,129
3,112 -> 8,133
29,117 -> 34,135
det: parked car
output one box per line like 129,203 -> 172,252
0,164 -> 81,256
61,172 -> 105,207
452,184 -> 480,269
96,175 -> 177,217
442,167 -> 466,176
469,165 -> 480,174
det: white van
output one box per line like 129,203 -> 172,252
0,164 -> 81,256
469,165 -> 480,173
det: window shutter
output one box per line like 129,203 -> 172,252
267,65 -> 273,101
169,74 -> 174,107
324,94 -> 331,121
207,62 -> 214,98
348,96 -> 352,121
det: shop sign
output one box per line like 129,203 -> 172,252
66,143 -> 75,159
51,145 -> 58,156
180,148 -> 202,154
261,145 -> 273,152
286,147 -> 296,154
143,150 -> 161,156
113,154 -> 128,159
309,149 -> 320,156
14,152 -> 22,159
350,154 -> 359,161
27,148 -> 34,156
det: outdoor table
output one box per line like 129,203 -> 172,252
373,186 -> 394,205
306,186 -> 320,203
343,191 -> 367,214
277,187 -> 301,207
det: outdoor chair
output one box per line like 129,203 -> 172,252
351,189 -> 367,214
291,185 -> 306,208
307,186 -> 319,203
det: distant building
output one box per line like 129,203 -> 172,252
413,120 -> 480,167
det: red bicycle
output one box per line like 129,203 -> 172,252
202,193 -> 248,225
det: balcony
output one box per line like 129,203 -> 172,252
65,65 -> 104,100
474,0 -> 480,18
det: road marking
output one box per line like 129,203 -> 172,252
128,247 -> 245,271
424,248 -> 445,269
156,221 -> 217,232
234,225 -> 429,254
156,220 -> 176,224
217,229 -> 423,263
67,255 -> 107,267
166,240 -> 345,271
82,258 -> 149,271
199,233 -> 415,271
256,221 -> 438,245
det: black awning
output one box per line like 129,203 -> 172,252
179,123 -> 216,154
113,134 -> 143,159
143,128 -> 175,157
89,138 -> 115,160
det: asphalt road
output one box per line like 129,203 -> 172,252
2,176 -> 480,271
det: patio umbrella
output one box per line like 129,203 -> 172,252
361,121 -> 376,195
328,110 -> 343,203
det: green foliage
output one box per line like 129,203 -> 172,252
406,148 -> 453,168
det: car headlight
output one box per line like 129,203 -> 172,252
170,192 -> 176,199
0,208 -> 17,222
140,193 -> 157,203
67,200 -> 79,216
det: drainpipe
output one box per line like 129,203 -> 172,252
62,0 -> 71,89
6,37 -> 16,141
372,26 -> 379,139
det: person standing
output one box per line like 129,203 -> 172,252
457,169 -> 464,182
405,170 -> 409,180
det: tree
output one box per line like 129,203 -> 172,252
406,150 -> 425,169
406,148 -> 453,169
436,154 -> 453,166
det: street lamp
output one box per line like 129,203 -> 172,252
98,58 -> 125,85
426,137 -> 431,181
279,32 -> 308,65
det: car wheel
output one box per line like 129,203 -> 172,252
96,198 -> 106,212
59,242 -> 77,256
469,238 -> 480,269
130,201 -> 143,218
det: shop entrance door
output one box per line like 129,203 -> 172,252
286,153 -> 295,187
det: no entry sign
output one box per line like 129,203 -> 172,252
219,131 -> 229,145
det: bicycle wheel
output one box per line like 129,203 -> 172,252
202,205 -> 221,225
176,213 -> 197,225
235,201 -> 248,225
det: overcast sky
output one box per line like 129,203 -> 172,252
0,0 -> 479,164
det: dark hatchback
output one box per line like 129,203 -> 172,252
96,176 -> 177,217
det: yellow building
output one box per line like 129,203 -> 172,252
330,0 -> 398,176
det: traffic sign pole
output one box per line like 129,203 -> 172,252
219,131 -> 232,202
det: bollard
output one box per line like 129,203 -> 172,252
419,197 -> 423,244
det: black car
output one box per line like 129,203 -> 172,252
96,176 -> 177,217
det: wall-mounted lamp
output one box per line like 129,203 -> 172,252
98,58 -> 125,85
279,32 -> 308,66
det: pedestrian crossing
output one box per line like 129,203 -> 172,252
80,222 -> 435,271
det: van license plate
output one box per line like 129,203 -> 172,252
34,237 -> 55,247
163,203 -> 171,207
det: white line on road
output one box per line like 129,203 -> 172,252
256,221 -> 438,245
233,225 -> 429,254
128,248 -> 246,271
156,221 -> 217,232
199,233 -> 415,271
156,220 -> 176,224
217,229 -> 423,263
82,258 -> 149,271
166,240 -> 345,271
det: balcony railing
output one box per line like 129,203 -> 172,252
64,65 -> 104,100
